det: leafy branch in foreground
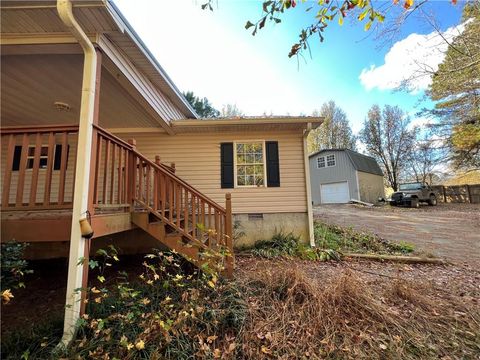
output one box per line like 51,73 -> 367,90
202,0 -> 459,58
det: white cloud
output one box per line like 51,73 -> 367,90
359,22 -> 467,93
408,116 -> 434,130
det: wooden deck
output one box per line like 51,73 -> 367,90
1,124 -> 233,276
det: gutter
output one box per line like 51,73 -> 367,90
303,123 -> 315,247
57,0 -> 98,345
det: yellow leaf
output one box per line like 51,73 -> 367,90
127,343 -> 134,350
404,0 -> 414,9
90,287 -> 101,294
213,348 -> 222,358
338,15 -> 344,26
208,281 -> 215,288
261,345 -> 272,354
207,335 -> 218,343
1,289 -> 14,304
135,340 -> 145,350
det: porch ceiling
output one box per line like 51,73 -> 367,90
1,53 -> 163,129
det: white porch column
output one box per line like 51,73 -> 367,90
57,0 -> 99,344
303,124 -> 315,247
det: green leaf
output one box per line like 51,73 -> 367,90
364,20 -> 372,31
89,260 -> 99,269
358,8 -> 369,21
273,17 -> 281,23
245,20 -> 255,30
262,0 -> 273,12
96,249 -> 108,257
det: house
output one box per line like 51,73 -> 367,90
0,0 -> 322,342
309,149 -> 384,204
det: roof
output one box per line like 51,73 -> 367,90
0,0 -> 198,119
170,117 -> 323,134
309,149 -> 384,176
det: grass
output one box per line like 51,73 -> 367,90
2,253 -> 479,359
1,313 -> 64,360
314,221 -> 415,255
236,262 -> 480,359
249,230 -> 341,261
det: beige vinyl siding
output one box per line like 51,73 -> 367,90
357,171 -> 385,204
116,130 -> 307,214
1,133 -> 78,205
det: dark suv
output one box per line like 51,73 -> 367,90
389,182 -> 437,208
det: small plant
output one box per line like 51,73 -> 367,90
251,230 -> 341,261
1,241 -> 33,303
314,222 -> 415,255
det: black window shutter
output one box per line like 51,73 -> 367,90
12,146 -> 22,171
266,141 -> 280,187
220,143 -> 234,188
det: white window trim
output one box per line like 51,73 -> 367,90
26,145 -> 50,170
326,154 -> 336,167
317,154 -> 336,169
317,156 -> 326,169
233,140 -> 267,188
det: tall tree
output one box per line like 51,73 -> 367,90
308,100 -> 356,153
360,104 -> 416,191
220,104 -> 244,117
183,91 -> 220,118
406,132 -> 443,184
426,2 -> 480,170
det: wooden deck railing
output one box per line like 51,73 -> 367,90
1,124 -> 233,272
90,127 -> 233,269
1,125 -> 79,210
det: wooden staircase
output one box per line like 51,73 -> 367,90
120,137 -> 233,277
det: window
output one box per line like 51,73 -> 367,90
326,154 -> 336,167
27,146 -> 49,169
317,156 -> 325,168
317,154 -> 336,168
12,145 -> 67,171
235,142 -> 265,187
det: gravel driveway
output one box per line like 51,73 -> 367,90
313,203 -> 480,264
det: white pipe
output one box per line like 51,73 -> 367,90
303,123 -> 315,247
57,0 -> 98,345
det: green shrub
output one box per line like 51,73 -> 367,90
314,222 -> 415,255
1,241 -> 32,291
66,249 -> 246,359
251,230 -> 341,261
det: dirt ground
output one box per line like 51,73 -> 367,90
314,203 -> 480,265
236,256 -> 480,301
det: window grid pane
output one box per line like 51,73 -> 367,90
236,142 -> 264,186
326,154 -> 335,167
317,157 -> 325,168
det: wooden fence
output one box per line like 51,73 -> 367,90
431,184 -> 480,204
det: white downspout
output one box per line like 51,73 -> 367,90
57,0 -> 98,345
303,123 -> 315,247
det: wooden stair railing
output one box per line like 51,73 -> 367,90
90,127 -> 233,277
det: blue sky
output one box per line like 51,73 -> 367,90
115,0 -> 463,134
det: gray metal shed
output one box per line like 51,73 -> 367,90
309,149 -> 385,205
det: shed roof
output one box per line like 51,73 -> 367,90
309,149 -> 384,176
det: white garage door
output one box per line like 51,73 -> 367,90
321,182 -> 350,204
